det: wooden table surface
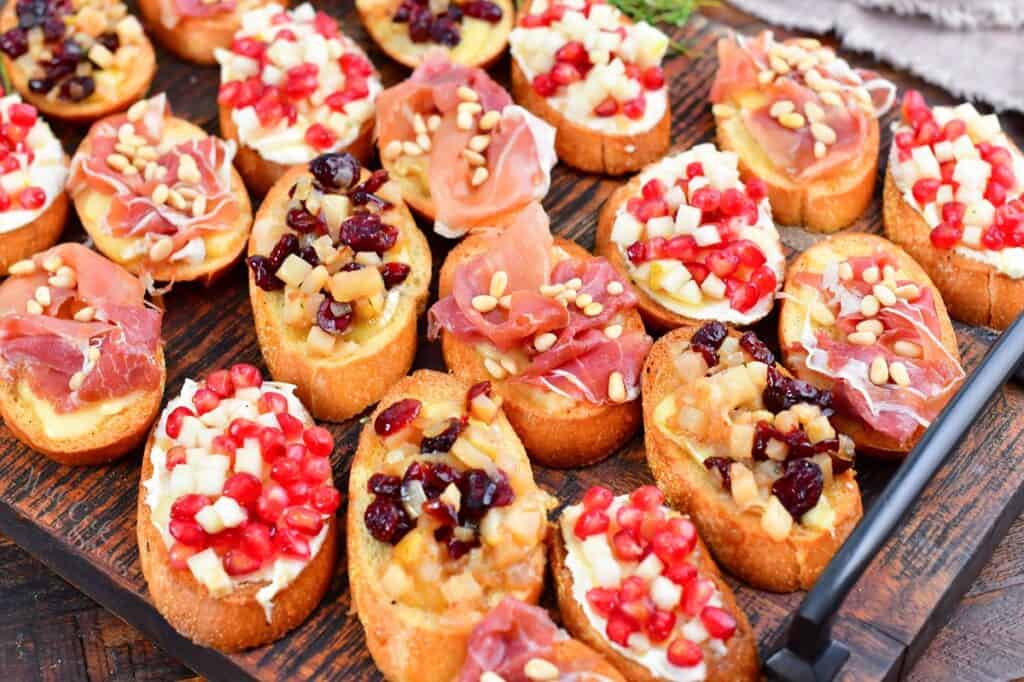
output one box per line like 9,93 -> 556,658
2,3 -> 1024,682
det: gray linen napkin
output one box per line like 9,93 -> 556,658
725,0 -> 1024,112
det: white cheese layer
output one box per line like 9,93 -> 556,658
0,94 -> 67,234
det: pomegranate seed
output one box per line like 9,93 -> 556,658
687,262 -> 709,284
165,446 -> 187,470
690,187 -> 721,213
258,391 -> 289,414
639,509 -> 668,541
901,90 -> 929,124
620,575 -> 648,601
646,609 -> 676,643
3,124 -> 26,145
745,177 -> 767,201
283,506 -> 325,535
616,504 -> 644,534
912,178 -> 941,205
305,123 -> 337,150
718,188 -> 748,217
205,369 -> 234,397
8,103 -> 36,127
228,418 -> 262,443
555,40 -> 586,64
941,201 -> 966,225
641,66 -> 665,90
287,480 -> 312,504
729,281 -> 760,312
218,80 -> 242,105
750,265 -> 778,297
303,426 -> 335,456
229,363 -> 263,389
311,485 -> 342,514
668,517 -> 698,551
165,406 -> 195,439
915,120 -> 939,146
532,73 -> 557,97
593,97 -> 619,117
275,526 -> 312,559
626,241 -> 648,264
652,530 -> 691,566
192,388 -> 220,415
939,161 -> 956,185
520,13 -> 546,27
551,62 -> 581,85
275,28 -> 297,41
612,529 -> 646,560
605,610 -> 640,646
641,178 -> 665,200
986,182 -> 1008,207
271,457 -> 302,484
257,482 -> 289,523
894,130 -> 915,150
232,36 -> 265,58
259,428 -> 287,461
586,587 -> 619,617
285,443 -> 308,462
170,494 -> 209,521
630,485 -> 664,511
700,606 -> 737,640
943,119 -> 966,140
169,519 -> 208,547
665,562 -> 697,586
732,241 -> 766,267
582,485 -> 614,510
706,249 -> 740,278
681,577 -> 715,617
664,234 -> 698,261
0,190 -> 10,211
223,549 -> 261,576
574,508 -> 610,539
686,162 -> 704,179
241,522 -> 274,560
982,227 -> 1005,250
667,637 -> 703,667
374,399 -> 421,437
276,412 -> 304,439
18,186 -> 43,210
622,96 -> 646,120
930,221 -> 962,249
984,145 -> 1012,165
991,163 -> 1016,189
340,52 -> 372,77
302,455 -> 332,483
223,472 -> 262,508
168,543 -> 198,569
313,11 -> 339,38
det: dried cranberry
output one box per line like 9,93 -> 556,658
771,459 -> 824,519
317,297 -> 353,335
444,5 -> 463,22
310,152 -> 361,191
340,213 -> 398,253
298,245 -> 320,266
375,398 -> 422,436
467,381 -> 491,407
96,31 -> 119,52
15,0 -> 47,29
28,77 -> 54,94
420,418 -> 465,454
58,75 -> 94,102
247,255 -> 283,291
380,262 -> 411,288
691,321 -> 728,365
739,331 -> 775,365
268,233 -> 300,271
286,207 -> 324,233
430,16 -> 460,46
458,469 -> 513,524
830,451 -> 855,476
423,498 -> 459,526
763,366 -> 832,413
364,497 -> 413,543
434,526 -> 479,559
421,462 -> 459,497
704,457 -> 733,491
393,0 -> 413,21
0,29 -> 28,58
461,0 -> 502,21
368,473 -> 402,497
408,9 -> 433,41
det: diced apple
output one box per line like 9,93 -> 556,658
195,465 -> 227,497
646,215 -> 675,238
761,495 -> 794,541
195,505 -> 225,534
276,254 -> 314,289
610,212 -> 643,246
169,464 -> 197,497
213,496 -> 247,528
693,224 -> 721,247
650,575 -> 683,611
967,114 -> 1001,143
234,444 -> 262,478
329,267 -> 385,302
307,325 -> 337,357
186,548 -> 233,598
635,553 -> 664,581
674,204 -> 702,234
911,145 -> 941,179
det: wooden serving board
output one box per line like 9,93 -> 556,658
1,3 -> 1023,681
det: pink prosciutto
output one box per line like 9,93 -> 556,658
791,254 -> 964,445
154,0 -> 236,28
0,244 -> 163,412
429,203 -> 651,405
67,94 -> 241,255
376,51 -> 554,235
459,599 -> 560,682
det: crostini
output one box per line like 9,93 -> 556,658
710,32 -> 896,232
0,0 -> 156,123
0,93 -> 69,276
0,243 -> 165,464
67,94 -> 252,286
348,370 -> 554,682
138,364 -> 340,651
357,0 -> 514,70
779,233 -> 964,457
883,91 -> 1024,329
376,52 -> 557,237
138,0 -> 286,65
247,152 -> 431,422
459,597 -> 626,681
215,3 -> 381,196
643,323 -> 863,592
597,143 -> 785,330
551,485 -> 759,681
431,202 -> 652,468
509,0 -> 671,175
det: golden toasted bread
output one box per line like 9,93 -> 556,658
0,192 -> 69,276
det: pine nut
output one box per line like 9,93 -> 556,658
462,149 -> 486,166
106,153 -> 130,171
69,371 -> 86,391
821,91 -> 842,107
499,295 -> 511,308
712,103 -> 737,118
500,357 -> 517,375
471,167 -> 489,187
804,101 -> 825,122
416,134 -> 431,152
778,112 -> 806,129
890,361 -> 911,386
8,259 -> 36,276
770,55 -> 790,74
483,357 -> 507,380
856,319 -> 884,336
539,284 -> 563,297
489,270 -> 508,298
873,284 -> 897,307
74,306 -> 96,322
810,301 -> 835,325
25,300 -> 43,315
583,302 -> 603,317
192,195 -> 207,218
149,238 -> 174,262
49,266 -> 76,289
480,673 -> 506,682
607,372 -> 627,403
811,122 -> 837,144
34,286 -> 51,306
383,140 -> 402,160
604,324 -> 623,339
847,331 -> 876,346
565,277 -> 583,290
458,101 -> 482,116
534,333 -> 557,352
472,294 -> 498,312
402,141 -> 423,156
606,281 -> 624,295
895,284 -> 920,300
757,70 -> 776,85
869,356 -> 889,385
860,295 -> 880,317
167,189 -> 187,210
478,110 -> 500,131
575,293 -> 593,308
861,265 -> 880,284
770,100 -> 795,117
838,262 -> 853,280
894,340 -> 922,358
469,135 -> 490,152
524,658 -> 559,681
456,85 -> 479,102
152,184 -> 169,204
412,114 -> 427,135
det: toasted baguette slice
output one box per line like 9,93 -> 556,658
0,191 -> 69,276
137,0 -> 287,65
438,236 -> 644,468
348,370 -> 549,682
249,165 -> 431,422
0,4 -> 156,123
643,326 -> 863,592
0,345 -> 165,465
779,231 -> 962,456
550,493 -> 759,682
72,113 -> 252,286
356,0 -> 514,70
883,170 -> 1024,329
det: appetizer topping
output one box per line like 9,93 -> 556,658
654,324 -> 856,538
890,91 -> 1024,277
0,0 -> 146,103
66,94 -> 242,268
787,251 -> 964,445
143,366 -> 340,620
430,203 -> 652,405
376,53 -> 556,237
509,0 -> 669,132
247,153 -> 414,356
391,0 -> 503,49
365,382 -> 551,614
215,3 -> 381,165
0,244 -> 163,412
154,0 -> 256,28
0,93 -> 66,233
609,145 -> 785,323
562,487 -> 737,678
711,31 -> 895,180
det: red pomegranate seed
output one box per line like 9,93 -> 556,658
986,182 -> 1008,207
586,587 -> 619,618
17,186 -> 44,210
8,102 -> 37,127
192,388 -> 221,415
258,391 -> 289,414
218,81 -> 242,105
170,494 -> 209,521
641,66 -> 665,90
612,529 -> 645,560
302,455 -> 331,483
894,130 -> 914,150
223,549 -> 261,576
593,97 -> 619,117
374,399 -> 421,437
275,28 -> 297,41
520,13 -> 546,27
915,120 -> 939,146
706,249 -> 740,278
165,446 -> 187,470
901,90 -> 929,124
729,280 -> 759,312
912,178 -> 941,204
667,637 -> 703,667
685,162 -> 704,179
984,146 -> 1012,165
311,485 -> 341,514
271,457 -> 302,484
941,201 -> 966,225
168,543 -> 198,569
231,36 -> 265,58
622,96 -> 646,120
574,508 -> 610,539
276,412 -> 304,439
641,178 -> 664,200
665,562 -> 697,586
305,123 -> 337,150
646,609 -> 677,643
619,575 -> 648,601
616,504 -> 644,534
982,227 -> 1005,250
731,241 -> 765,267
285,443 -> 307,462
340,52 -> 373,77
275,527 -> 312,559
700,606 -> 737,640
283,506 -> 325,536
241,522 -> 274,560
205,369 -> 233,398
930,221 -> 962,249
532,73 -> 557,97
681,577 -> 715,617
313,11 -> 339,38
750,265 -> 778,297
259,428 -> 287,461
303,426 -> 335,456
228,418 -> 262,443
165,406 -> 195,439
652,530 -> 691,566
555,40 -> 585,64
664,234 -> 698,261
991,163 -> 1016,189
745,177 -> 767,201
605,610 -> 640,646
582,485 -> 614,510
230,363 -> 263,389
551,62 -> 581,85
257,482 -> 289,524
668,517 -> 698,551
287,480 -> 312,504
0,189 -> 10,211
686,262 -> 709,284
640,509 -> 668,541
169,519 -> 208,547
3,124 -> 26,145
690,187 -> 721,213
625,241 -> 648,264
718,188 -> 746,217
630,485 -> 664,511
223,472 -> 262,508
943,119 -> 966,140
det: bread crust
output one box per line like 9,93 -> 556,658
347,370 -> 546,682
356,0 -> 514,70
137,424 -> 338,652
137,0 -> 287,65
642,327 -> 863,592
883,170 -> 1024,329
778,231 -> 961,456
510,58 -> 670,176
0,190 -> 69,276
437,236 -> 643,468
72,116 -> 252,286
713,107 -> 879,232
218,103 -> 375,197
248,166 -> 431,422
0,3 -> 156,123
0,345 -> 166,465
550,521 -> 759,682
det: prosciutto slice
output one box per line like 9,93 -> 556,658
429,204 -> 651,405
376,51 -> 555,236
0,244 -> 163,412
460,599 -> 559,682
154,0 -> 235,28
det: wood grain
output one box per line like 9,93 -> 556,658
0,1 -> 1023,681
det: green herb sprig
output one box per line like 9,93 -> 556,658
607,0 -> 718,53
